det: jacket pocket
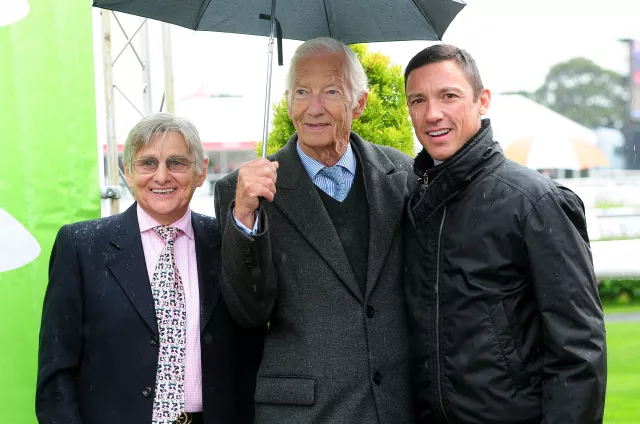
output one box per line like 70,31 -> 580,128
488,302 -> 530,389
255,375 -> 315,405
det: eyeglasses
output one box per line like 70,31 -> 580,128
133,157 -> 196,174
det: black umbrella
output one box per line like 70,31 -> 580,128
93,0 -> 466,156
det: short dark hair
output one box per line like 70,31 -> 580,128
404,44 -> 484,100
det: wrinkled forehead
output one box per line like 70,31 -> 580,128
293,52 -> 349,87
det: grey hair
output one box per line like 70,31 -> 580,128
285,37 -> 369,109
122,113 -> 206,173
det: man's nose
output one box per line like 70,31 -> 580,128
307,93 -> 325,116
425,101 -> 444,122
154,161 -> 171,183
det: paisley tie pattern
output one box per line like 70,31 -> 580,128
151,226 -> 186,423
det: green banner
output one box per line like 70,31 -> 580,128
0,0 -> 99,421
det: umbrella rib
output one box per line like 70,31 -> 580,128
322,0 -> 332,38
409,0 -> 441,40
194,0 -> 213,30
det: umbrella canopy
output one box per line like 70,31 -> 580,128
504,135 -> 610,170
92,0 -> 466,44
93,0 -> 466,160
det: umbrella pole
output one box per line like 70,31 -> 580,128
260,0 -> 277,158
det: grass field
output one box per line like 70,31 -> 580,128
604,321 -> 640,423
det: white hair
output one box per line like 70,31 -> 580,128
122,113 -> 206,174
286,37 -> 369,109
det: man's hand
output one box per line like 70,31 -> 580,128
234,158 -> 279,229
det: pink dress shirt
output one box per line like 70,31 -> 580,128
137,205 -> 202,413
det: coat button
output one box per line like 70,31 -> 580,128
366,305 -> 375,318
142,386 -> 153,397
372,371 -> 382,385
149,336 -> 158,346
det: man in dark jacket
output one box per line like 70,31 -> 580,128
403,44 -> 607,424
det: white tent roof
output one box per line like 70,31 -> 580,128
487,94 -> 597,149
176,92 -> 266,144
107,88 -> 267,149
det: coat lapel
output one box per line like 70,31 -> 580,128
352,135 -> 408,299
106,204 -> 158,335
192,212 -> 222,332
273,136 -> 362,302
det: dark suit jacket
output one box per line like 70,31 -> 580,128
36,204 -> 264,424
214,133 -> 418,424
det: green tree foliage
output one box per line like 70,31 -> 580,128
257,44 -> 415,156
530,58 -> 628,129
598,279 -> 640,304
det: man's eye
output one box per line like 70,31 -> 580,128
444,93 -> 457,99
327,89 -> 337,95
142,160 -> 156,167
296,89 -> 306,95
170,160 -> 182,166
410,98 -> 424,105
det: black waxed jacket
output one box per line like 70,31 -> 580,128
404,120 -> 607,424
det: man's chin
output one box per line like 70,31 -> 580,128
423,146 -> 453,162
299,135 -> 334,148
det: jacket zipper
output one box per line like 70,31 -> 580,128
435,205 -> 451,423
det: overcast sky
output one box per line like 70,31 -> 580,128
92,0 -> 640,148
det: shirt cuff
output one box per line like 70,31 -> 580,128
232,208 -> 259,235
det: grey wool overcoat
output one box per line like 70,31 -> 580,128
214,132 -> 417,424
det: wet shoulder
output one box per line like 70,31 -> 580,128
219,168 -> 239,186
63,213 -> 123,243
192,212 -> 220,236
490,159 -> 562,204
372,144 -> 414,172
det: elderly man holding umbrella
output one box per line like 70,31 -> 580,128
215,37 -> 417,423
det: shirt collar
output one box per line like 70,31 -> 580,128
296,141 -> 357,179
136,204 -> 194,240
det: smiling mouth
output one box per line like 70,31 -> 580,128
305,123 -> 330,129
151,188 -> 175,194
427,129 -> 451,137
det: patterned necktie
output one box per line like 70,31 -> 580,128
151,226 -> 186,423
318,166 -> 348,201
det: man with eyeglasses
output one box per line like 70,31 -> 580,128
36,113 -> 264,424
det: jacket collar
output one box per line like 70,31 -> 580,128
410,120 -> 506,225
271,131 -> 406,302
107,204 -> 220,335
191,211 -> 221,331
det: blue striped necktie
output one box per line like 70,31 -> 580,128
319,166 -> 348,202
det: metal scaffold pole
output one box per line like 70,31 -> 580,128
98,13 -> 176,216
101,10 -> 120,214
162,22 -> 175,113
140,17 -> 153,116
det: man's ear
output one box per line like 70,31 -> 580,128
352,92 -> 368,119
285,91 -> 293,120
478,88 -> 491,116
195,157 -> 209,187
124,165 -> 134,191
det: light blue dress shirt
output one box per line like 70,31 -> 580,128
234,141 -> 357,235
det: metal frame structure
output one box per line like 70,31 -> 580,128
99,9 -> 175,214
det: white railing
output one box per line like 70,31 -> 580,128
591,239 -> 640,280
